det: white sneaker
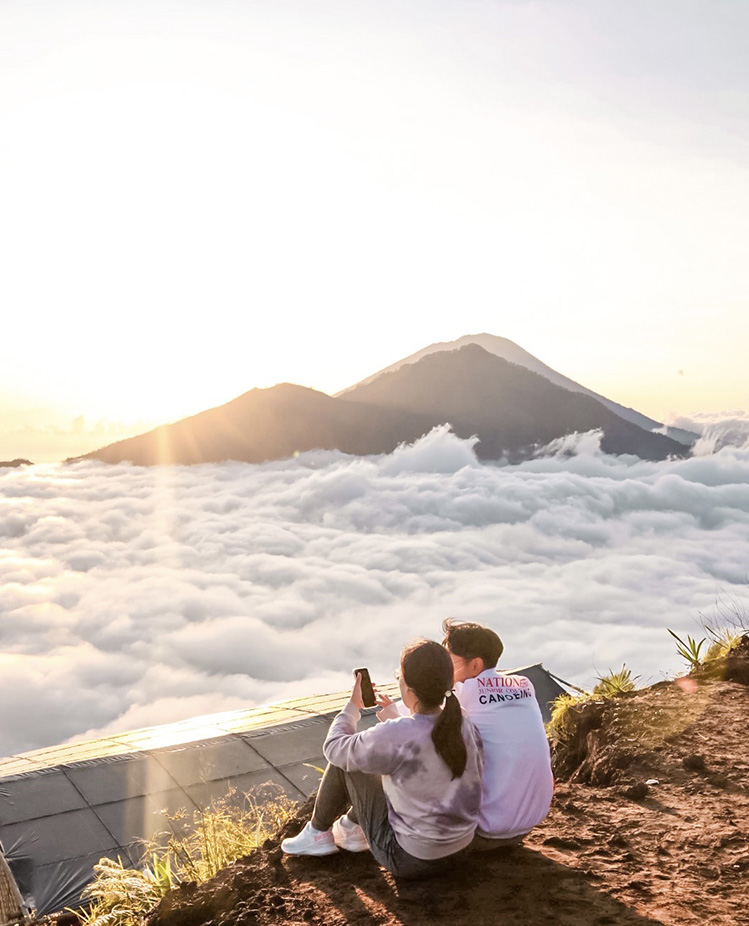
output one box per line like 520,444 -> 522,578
332,814 -> 370,852
281,821 -> 339,856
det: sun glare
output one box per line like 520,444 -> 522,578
1,0 -> 747,456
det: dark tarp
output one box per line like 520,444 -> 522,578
506,664 -> 568,723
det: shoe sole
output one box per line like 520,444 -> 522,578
335,842 -> 370,852
281,842 -> 339,857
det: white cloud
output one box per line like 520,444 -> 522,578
2,427 -> 749,756
665,411 -> 749,456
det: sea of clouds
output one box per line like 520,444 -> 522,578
2,423 -> 749,757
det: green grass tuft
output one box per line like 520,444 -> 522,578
667,628 -> 706,669
591,664 -> 639,698
78,789 -> 296,926
547,665 -> 640,743
546,691 -> 592,743
703,627 -> 744,662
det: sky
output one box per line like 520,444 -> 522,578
2,427 -> 749,757
1,0 -> 748,462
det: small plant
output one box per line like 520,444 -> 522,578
592,665 -> 639,697
79,788 -> 297,926
80,856 -> 171,926
703,627 -> 744,662
696,586 -> 749,663
168,790 -> 296,883
547,666 -> 640,743
546,691 -> 590,742
668,628 -> 706,669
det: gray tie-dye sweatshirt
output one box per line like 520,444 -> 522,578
323,701 -> 485,860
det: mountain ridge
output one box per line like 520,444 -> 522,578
339,333 -> 697,445
79,341 -> 687,465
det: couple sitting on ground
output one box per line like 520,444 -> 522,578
281,619 -> 554,879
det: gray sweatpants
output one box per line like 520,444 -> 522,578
311,762 -> 468,880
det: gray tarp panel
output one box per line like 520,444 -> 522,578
155,738 -> 271,786
66,754 -> 181,805
505,664 -> 568,723
1,806 -> 121,866
0,770 -> 88,823
0,671 -> 566,916
183,768 -> 295,809
32,849 -> 139,918
243,717 -> 332,767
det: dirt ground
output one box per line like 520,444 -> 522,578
149,671 -> 749,926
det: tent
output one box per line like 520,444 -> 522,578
504,664 -> 569,723
0,666 -> 567,919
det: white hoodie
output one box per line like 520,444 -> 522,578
454,668 -> 554,839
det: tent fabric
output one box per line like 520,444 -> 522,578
504,664 -> 568,723
0,668 -> 566,918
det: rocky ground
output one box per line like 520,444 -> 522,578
147,650 -> 749,926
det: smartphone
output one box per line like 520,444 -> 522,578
353,667 -> 376,708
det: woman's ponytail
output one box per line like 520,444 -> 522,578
401,640 -> 468,779
432,691 -> 467,779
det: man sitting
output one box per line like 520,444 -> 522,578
442,618 -> 554,847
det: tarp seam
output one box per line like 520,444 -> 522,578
233,734 -> 307,801
57,767 -> 136,868
141,750 -> 202,817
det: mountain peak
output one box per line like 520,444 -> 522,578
79,336 -> 690,466
340,344 -> 685,461
337,333 -> 697,442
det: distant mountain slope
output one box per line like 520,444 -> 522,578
80,384 -> 435,466
339,333 -> 697,446
82,346 -> 685,465
340,344 -> 686,461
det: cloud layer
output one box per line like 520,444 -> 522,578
2,426 -> 749,756
665,410 -> 749,455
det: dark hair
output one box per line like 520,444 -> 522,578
401,640 -> 467,779
441,618 -> 503,670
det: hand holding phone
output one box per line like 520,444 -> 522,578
353,667 -> 377,708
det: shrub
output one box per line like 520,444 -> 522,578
547,665 -> 638,744
670,619 -> 747,671
165,789 -> 295,884
80,855 -> 172,926
591,665 -> 639,697
703,627 -> 745,662
698,587 -> 749,662
546,691 -> 591,743
79,789 -> 296,926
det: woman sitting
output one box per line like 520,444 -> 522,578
281,640 -> 485,879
